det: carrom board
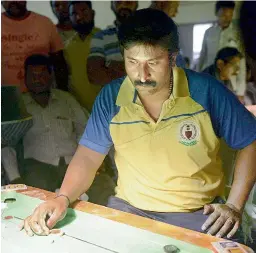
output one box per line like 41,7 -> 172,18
1,192 -> 213,253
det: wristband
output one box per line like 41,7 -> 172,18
55,194 -> 70,207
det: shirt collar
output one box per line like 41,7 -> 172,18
23,90 -> 57,105
69,28 -> 99,43
116,76 -> 135,106
214,22 -> 234,31
116,67 -> 190,107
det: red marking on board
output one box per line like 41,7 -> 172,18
4,216 -> 14,220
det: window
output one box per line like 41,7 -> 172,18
193,23 -> 213,61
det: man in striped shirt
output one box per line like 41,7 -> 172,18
87,1 -> 138,86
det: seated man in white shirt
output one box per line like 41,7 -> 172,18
202,47 -> 242,95
21,54 -> 87,192
21,54 -> 116,204
1,54 -> 116,205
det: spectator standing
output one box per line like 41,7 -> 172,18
64,1 -> 101,112
1,1 -> 69,91
197,1 -> 246,101
87,1 -> 138,86
50,0 -> 76,45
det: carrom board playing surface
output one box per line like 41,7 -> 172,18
1,192 -> 213,253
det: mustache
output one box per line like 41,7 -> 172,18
134,80 -> 157,87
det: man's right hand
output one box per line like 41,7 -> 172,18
21,196 -> 68,236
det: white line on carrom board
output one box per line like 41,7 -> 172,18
62,234 -> 120,253
3,216 -> 120,253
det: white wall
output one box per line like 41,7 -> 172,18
176,1 -> 216,25
2,1 -> 219,28
1,1 -> 241,28
1,1 -> 151,28
90,1 -> 151,28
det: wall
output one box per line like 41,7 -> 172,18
1,1 -> 224,28
1,1 -> 242,28
1,1 -> 151,28
1,0 -> 242,64
176,1 -> 216,25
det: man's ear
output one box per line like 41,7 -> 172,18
216,59 -> 224,71
170,52 -> 178,68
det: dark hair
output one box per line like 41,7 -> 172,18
240,1 -> 256,60
215,1 -> 235,14
215,47 -> 242,65
118,8 -> 179,55
111,1 -> 138,12
24,54 -> 52,74
69,1 -> 92,10
184,57 -> 190,65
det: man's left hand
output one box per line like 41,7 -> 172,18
201,203 -> 242,238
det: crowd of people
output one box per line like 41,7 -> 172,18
1,0 -> 256,248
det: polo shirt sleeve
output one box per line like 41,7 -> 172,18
79,90 -> 113,155
88,31 -> 105,59
209,78 -> 256,149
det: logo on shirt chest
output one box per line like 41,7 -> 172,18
178,121 -> 200,146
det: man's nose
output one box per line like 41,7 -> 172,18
138,64 -> 150,83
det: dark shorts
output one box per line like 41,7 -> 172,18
107,196 -> 251,246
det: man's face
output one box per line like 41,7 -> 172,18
153,1 -> 180,18
2,1 -> 27,18
26,65 -> 52,94
70,3 -> 94,34
52,1 -> 69,22
124,44 -> 172,96
217,7 -> 234,29
218,56 -> 241,81
113,1 -> 138,24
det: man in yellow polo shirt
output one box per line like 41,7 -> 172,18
64,1 -> 101,112
23,9 -> 256,244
